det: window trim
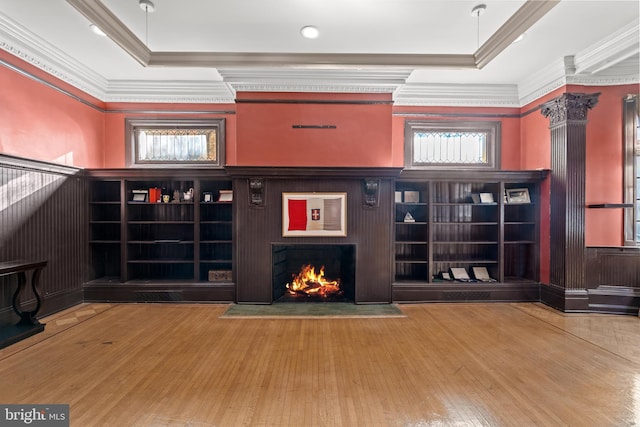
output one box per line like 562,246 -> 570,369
125,118 -> 225,168
404,120 -> 501,170
623,94 -> 638,246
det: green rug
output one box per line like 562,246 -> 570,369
220,302 -> 406,318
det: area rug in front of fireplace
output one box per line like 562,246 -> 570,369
220,303 -> 406,319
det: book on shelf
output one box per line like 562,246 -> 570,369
218,190 -> 233,202
471,192 -> 495,204
472,266 -> 497,282
403,191 -> 420,203
450,267 -> 474,282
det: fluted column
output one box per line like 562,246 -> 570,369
540,93 -> 599,295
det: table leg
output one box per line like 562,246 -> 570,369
11,268 -> 44,326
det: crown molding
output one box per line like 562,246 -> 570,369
103,80 -> 236,104
0,11 -> 107,100
574,20 -> 639,75
393,83 -> 521,107
219,68 -> 411,94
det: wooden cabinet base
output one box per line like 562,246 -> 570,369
83,281 -> 236,303
392,281 -> 540,303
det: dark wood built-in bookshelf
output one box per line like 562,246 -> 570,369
84,170 -> 235,303
84,168 -> 547,304
392,169 -> 547,302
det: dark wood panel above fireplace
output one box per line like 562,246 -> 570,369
230,167 -> 399,304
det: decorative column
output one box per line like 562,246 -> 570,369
540,92 -> 599,310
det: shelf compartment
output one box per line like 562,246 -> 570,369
90,222 -> 121,241
505,223 -> 535,242
127,203 -> 194,222
126,263 -> 194,281
504,244 -> 537,280
504,203 -> 536,222
201,222 -> 232,241
395,203 -> 427,223
90,203 -> 121,221
200,242 -> 232,261
128,223 -> 194,241
395,262 -> 428,282
395,223 -> 428,241
200,202 -> 232,221
395,242 -> 427,261
90,180 -> 121,203
433,223 -> 498,242
432,182 -> 500,204
433,204 -> 498,223
128,241 -> 194,261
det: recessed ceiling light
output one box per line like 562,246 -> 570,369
300,25 -> 319,39
89,24 -> 106,36
513,33 -> 527,43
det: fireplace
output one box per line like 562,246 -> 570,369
272,244 -> 356,302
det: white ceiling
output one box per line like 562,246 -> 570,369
0,0 -> 638,106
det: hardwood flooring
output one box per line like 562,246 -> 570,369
0,302 -> 638,426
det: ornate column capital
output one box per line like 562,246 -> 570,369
540,92 -> 600,126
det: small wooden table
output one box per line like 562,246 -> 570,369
0,260 -> 48,349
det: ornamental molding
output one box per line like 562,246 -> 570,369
540,93 -> 601,125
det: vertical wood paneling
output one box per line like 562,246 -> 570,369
233,173 -> 395,304
586,247 -> 640,288
0,156 -> 86,323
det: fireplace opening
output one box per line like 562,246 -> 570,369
272,244 -> 356,303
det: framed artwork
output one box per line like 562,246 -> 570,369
282,192 -> 347,237
506,188 -> 531,204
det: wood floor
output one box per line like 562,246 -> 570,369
0,302 -> 638,426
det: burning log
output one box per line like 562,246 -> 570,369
285,264 -> 342,298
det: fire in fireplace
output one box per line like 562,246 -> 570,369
272,244 -> 355,302
286,264 -> 342,298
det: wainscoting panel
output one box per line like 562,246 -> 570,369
0,155 -> 86,325
586,246 -> 640,314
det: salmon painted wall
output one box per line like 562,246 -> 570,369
391,106 -> 522,168
103,104 -> 237,168
234,92 -> 393,166
0,51 -> 104,168
583,84 -> 639,246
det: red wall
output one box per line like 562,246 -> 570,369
235,92 -> 393,166
583,84 -> 639,246
0,51 -> 104,168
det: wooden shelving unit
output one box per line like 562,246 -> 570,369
85,170 -> 235,303
392,170 -> 547,302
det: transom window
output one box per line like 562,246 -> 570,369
405,121 -> 500,169
125,119 -> 225,167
